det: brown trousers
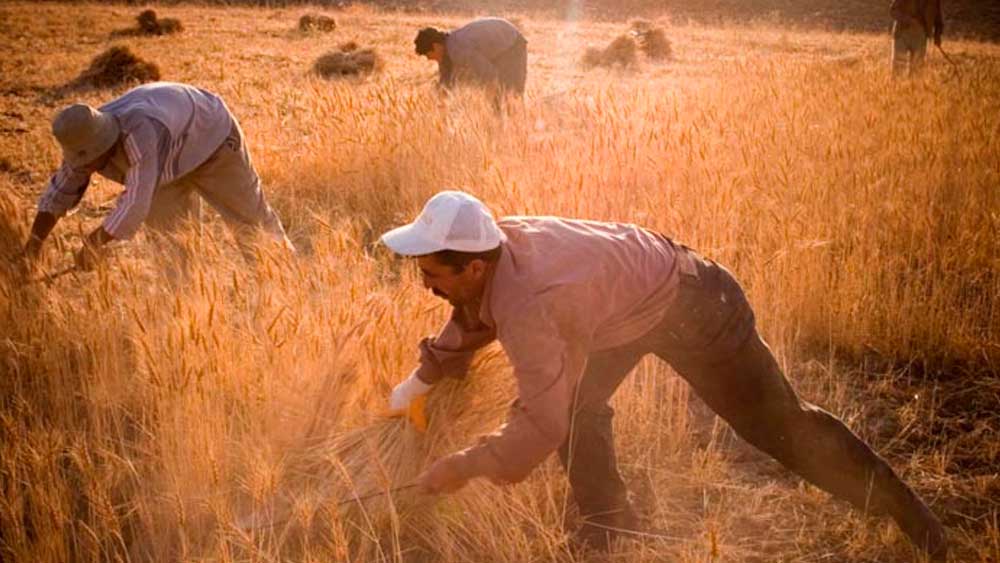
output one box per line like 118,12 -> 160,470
145,121 -> 293,259
559,250 -> 921,527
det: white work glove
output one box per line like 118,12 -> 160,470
388,372 -> 433,413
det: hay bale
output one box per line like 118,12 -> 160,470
582,34 -> 637,68
637,27 -> 672,60
313,48 -> 379,78
73,46 -> 161,89
299,13 -> 336,32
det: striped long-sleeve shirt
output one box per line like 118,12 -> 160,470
38,82 -> 233,239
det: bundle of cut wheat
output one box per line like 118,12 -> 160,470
634,26 -> 672,60
72,46 -> 160,88
136,9 -> 184,35
299,13 -> 336,33
582,35 -> 638,69
313,47 -> 380,78
240,348 -> 514,557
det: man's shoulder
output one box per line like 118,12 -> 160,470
457,17 -> 517,33
114,111 -> 165,142
450,17 -> 519,48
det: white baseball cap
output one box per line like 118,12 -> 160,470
380,190 -> 505,256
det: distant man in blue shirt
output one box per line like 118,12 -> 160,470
414,18 -> 527,98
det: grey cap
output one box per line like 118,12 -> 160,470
52,104 -> 121,168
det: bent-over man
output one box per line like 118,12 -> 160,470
414,18 -> 527,98
384,191 -> 947,560
24,81 -> 293,270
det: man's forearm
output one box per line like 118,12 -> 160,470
29,211 -> 57,242
25,211 -> 58,256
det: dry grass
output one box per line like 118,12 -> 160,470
70,45 -> 161,89
1,3 -> 998,562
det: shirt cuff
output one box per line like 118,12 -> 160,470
415,337 -> 446,384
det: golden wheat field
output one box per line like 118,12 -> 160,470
1,2 -> 998,562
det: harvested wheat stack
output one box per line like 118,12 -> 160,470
582,34 -> 638,68
137,9 -> 159,33
637,27 -> 672,60
156,17 -> 183,34
245,351 -> 514,556
134,9 -> 183,36
339,40 -> 359,52
581,47 -> 604,68
313,48 -> 380,78
299,13 -> 336,32
73,46 -> 161,88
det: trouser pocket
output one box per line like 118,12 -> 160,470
654,251 -> 756,365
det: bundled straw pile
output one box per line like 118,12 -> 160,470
631,20 -> 672,60
239,348 -> 515,558
136,9 -> 183,35
313,44 -> 380,78
582,35 -> 638,68
299,13 -> 337,32
72,46 -> 161,88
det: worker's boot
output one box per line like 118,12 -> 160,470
568,504 -> 641,554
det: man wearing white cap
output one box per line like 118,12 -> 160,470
382,191 -> 947,559
23,81 -> 293,270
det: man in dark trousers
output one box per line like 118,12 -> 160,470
385,191 -> 948,560
414,18 -> 527,99
891,0 -> 944,75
